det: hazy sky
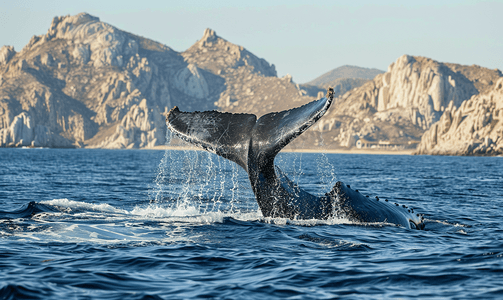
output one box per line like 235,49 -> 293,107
1,0 -> 502,83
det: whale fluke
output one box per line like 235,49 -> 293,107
167,88 -> 334,172
167,89 -> 334,218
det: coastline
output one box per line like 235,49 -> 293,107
148,145 -> 415,155
10,146 -> 502,157
2,145 -> 413,155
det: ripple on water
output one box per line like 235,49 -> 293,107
0,149 -> 502,299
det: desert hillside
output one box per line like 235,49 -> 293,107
0,13 -> 312,148
298,55 -> 501,150
1,13 -> 501,155
299,65 -> 384,101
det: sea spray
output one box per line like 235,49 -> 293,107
151,125 -> 340,218
229,162 -> 239,212
149,130 -> 256,216
316,130 -> 337,194
150,130 -> 178,203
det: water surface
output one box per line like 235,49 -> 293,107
0,148 -> 502,299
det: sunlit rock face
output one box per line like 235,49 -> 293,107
1,13 -> 501,152
181,28 -> 314,118
0,13 -> 315,148
0,46 -> 16,65
305,55 -> 502,150
415,78 -> 503,156
174,64 -> 209,99
338,55 -> 481,129
0,13 -> 221,148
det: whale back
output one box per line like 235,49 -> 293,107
329,182 -> 425,229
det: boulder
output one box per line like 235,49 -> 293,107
0,46 -> 16,65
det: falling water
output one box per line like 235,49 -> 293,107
156,119 -> 338,212
149,129 -> 256,216
315,130 -> 337,193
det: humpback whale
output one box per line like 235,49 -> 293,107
166,88 -> 425,230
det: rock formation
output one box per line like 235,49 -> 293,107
183,28 -> 277,78
415,77 -> 503,155
182,28 -> 313,117
0,46 -> 16,65
1,13 -> 501,154
0,13 -> 234,148
303,55 -> 501,149
0,13 -> 315,148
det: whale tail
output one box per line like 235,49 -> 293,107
166,88 -> 334,171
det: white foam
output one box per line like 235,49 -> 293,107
261,215 -> 356,227
41,198 -> 128,214
429,219 -> 468,227
39,198 -> 252,224
37,198 -> 362,229
130,205 -> 264,225
3,197 -> 403,246
130,204 -> 200,218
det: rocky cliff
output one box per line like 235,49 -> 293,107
0,13 -> 291,148
1,13 -> 176,148
182,29 -> 314,117
1,13 -> 501,153
415,77 -> 503,155
303,55 -> 502,149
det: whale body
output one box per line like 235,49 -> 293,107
166,88 -> 425,230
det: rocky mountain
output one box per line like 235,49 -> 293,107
1,13 -> 184,148
306,65 -> 384,86
1,13 -> 501,154
299,66 -> 384,105
0,13 -> 310,148
415,77 -> 503,155
182,29 -> 314,117
296,55 -> 502,149
299,78 -> 370,100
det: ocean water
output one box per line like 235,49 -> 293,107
0,148 -> 502,299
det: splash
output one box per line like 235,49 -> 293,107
147,130 -> 257,217
146,122 -> 340,222
149,121 -> 342,220
316,130 -> 337,192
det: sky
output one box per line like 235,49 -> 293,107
1,0 -> 502,83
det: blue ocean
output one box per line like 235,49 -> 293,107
0,147 -> 502,299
